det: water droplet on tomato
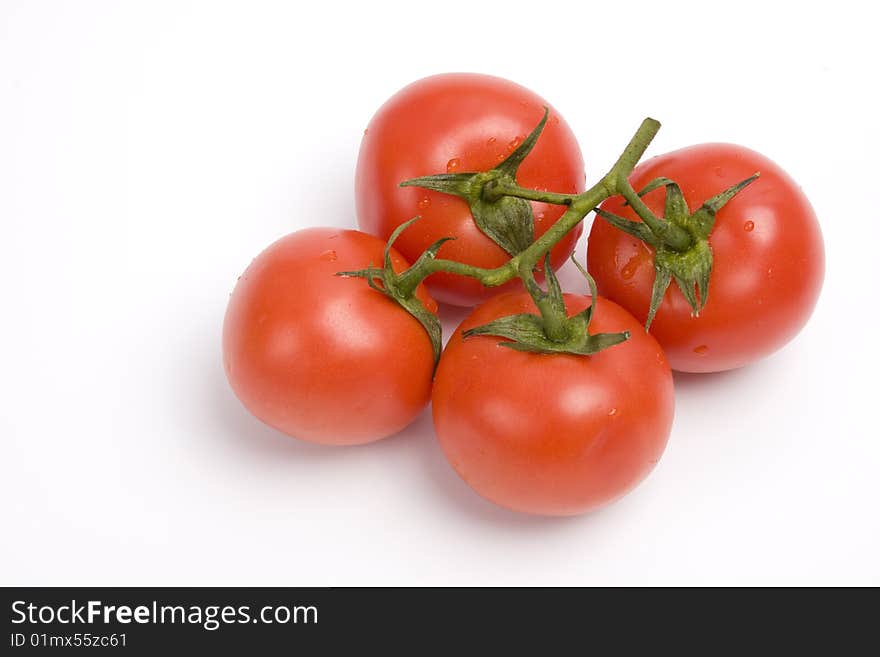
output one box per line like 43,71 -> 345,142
619,247 -> 652,282
328,233 -> 340,239
713,166 -> 724,177
507,136 -> 522,150
446,158 -> 461,172
487,136 -> 497,145
320,250 -> 337,262
608,408 -> 618,416
620,258 -> 641,281
744,220 -> 755,232
693,344 -> 708,355
418,197 -> 431,210
536,212 -> 545,222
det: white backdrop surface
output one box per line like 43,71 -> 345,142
1,0 -> 877,585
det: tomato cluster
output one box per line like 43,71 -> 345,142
223,73 -> 824,517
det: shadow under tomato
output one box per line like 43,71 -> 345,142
213,388 -> 439,473
200,305 -> 623,532
205,350 -> 342,464
671,349 -> 790,394
672,366 -> 752,391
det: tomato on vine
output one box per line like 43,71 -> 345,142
223,228 -> 437,445
355,73 -> 585,307
432,285 -> 674,516
587,143 -> 824,372
221,69 -> 827,519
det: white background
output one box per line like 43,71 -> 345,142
2,0 -> 878,586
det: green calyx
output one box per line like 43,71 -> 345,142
336,217 -> 446,366
596,172 -> 760,328
463,254 -> 629,356
400,108 -> 552,257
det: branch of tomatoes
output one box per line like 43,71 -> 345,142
225,72 -> 824,516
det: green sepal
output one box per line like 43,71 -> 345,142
462,254 -> 629,356
602,172 -> 760,328
663,181 -> 689,221
625,177 -> 678,201
393,293 -> 443,366
648,239 -> 714,325
469,191 -> 535,257
688,173 -> 760,237
399,109 -> 552,257
642,238 -> 714,329
594,207 -> 660,246
464,312 -> 628,355
646,266 -> 672,329
398,173 -> 472,196
569,255 -> 602,325
336,216 -> 444,367
495,107 -> 548,177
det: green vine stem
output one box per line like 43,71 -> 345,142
344,116 -> 663,359
481,180 -> 575,206
401,117 -> 662,290
462,254 -> 630,355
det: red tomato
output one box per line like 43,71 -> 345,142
223,228 -> 436,445
588,144 -> 824,373
432,292 -> 674,516
355,73 -> 585,307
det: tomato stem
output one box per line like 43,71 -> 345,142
337,217 -> 445,367
481,180 -> 575,206
608,172 -> 761,327
403,117 -> 663,289
524,259 -> 569,342
355,117 -> 661,358
617,182 -> 692,252
462,254 -> 630,355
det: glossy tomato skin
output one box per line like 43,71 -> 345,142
223,228 -> 436,445
432,292 -> 674,516
355,73 -> 585,307
588,144 -> 825,373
